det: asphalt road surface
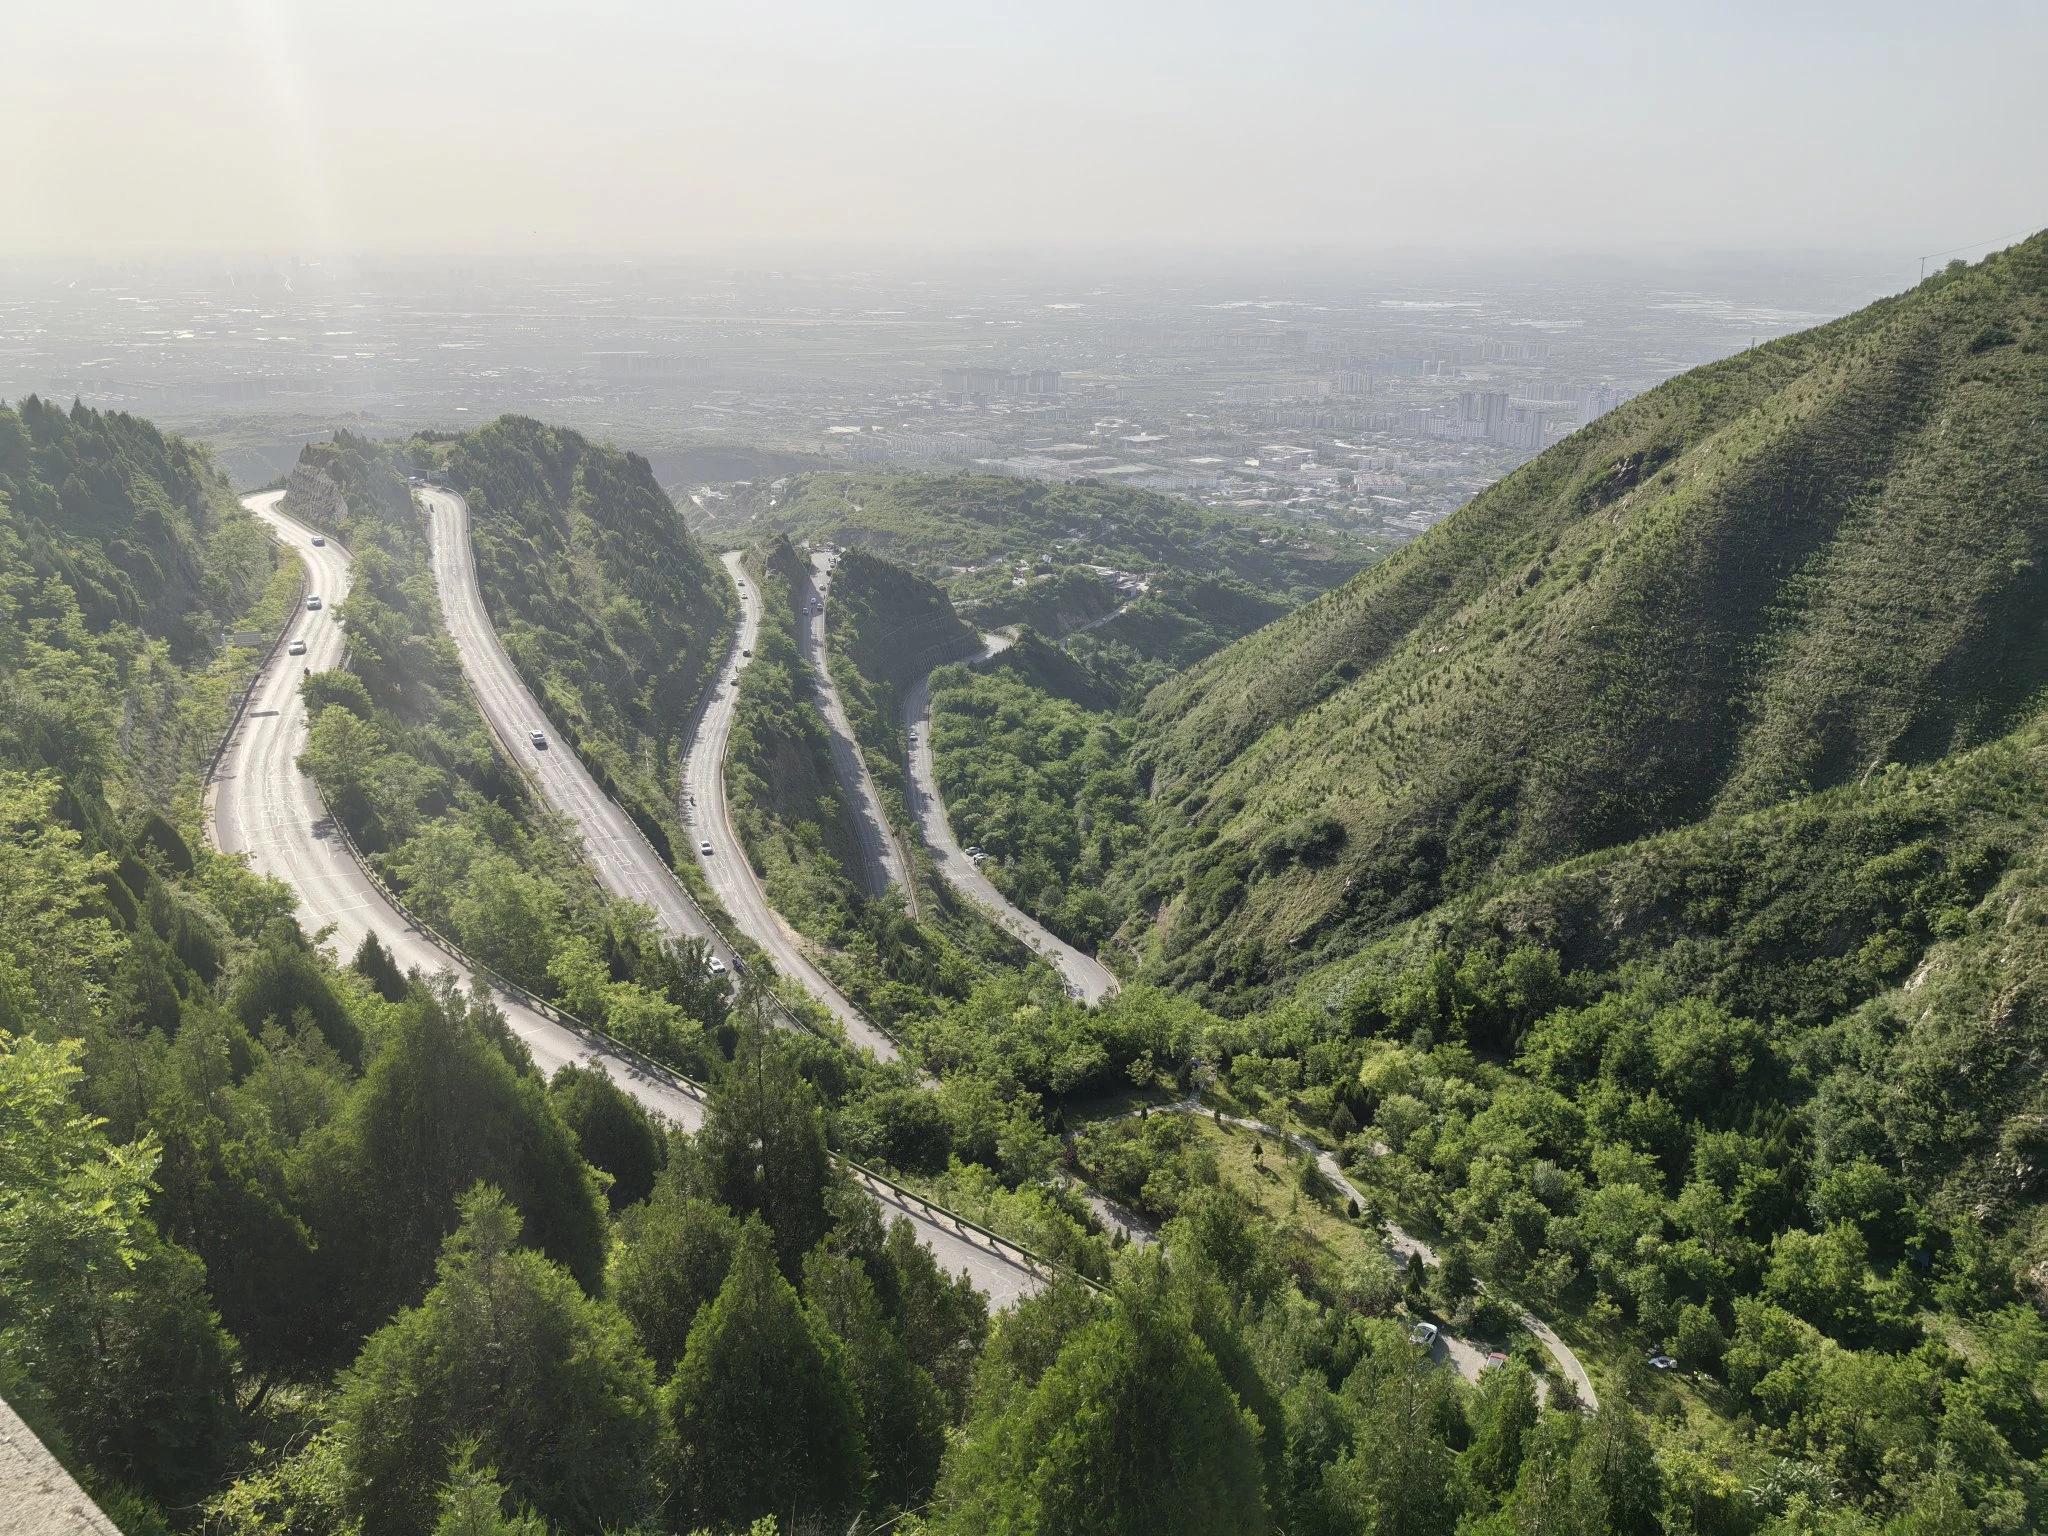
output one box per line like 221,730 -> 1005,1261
212,493 -> 1037,1302
211,494 -> 712,1117
801,549 -> 908,897
422,487 -> 738,967
681,552 -> 897,1058
903,635 -> 1121,1004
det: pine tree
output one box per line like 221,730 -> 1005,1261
1567,1400 -> 1661,1536
548,1062 -> 663,1210
352,931 -> 410,1003
608,1190 -> 739,1373
292,979 -> 608,1349
936,1264 -> 1272,1535
667,1219 -> 867,1529
694,1025 -> 834,1277
330,1186 -> 661,1535
804,1247 -> 948,1511
1465,1360 -> 1539,1497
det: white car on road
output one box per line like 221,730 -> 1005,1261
529,730 -> 547,750
699,839 -> 714,856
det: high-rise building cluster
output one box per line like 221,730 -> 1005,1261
941,367 -> 1062,404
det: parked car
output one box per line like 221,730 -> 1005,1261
1410,1322 -> 1440,1349
1647,1354 -> 1678,1371
529,730 -> 547,749
287,638 -> 307,656
706,956 -> 728,977
305,595 -> 322,610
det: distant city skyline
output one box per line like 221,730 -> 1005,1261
0,245 -> 1890,537
6,0 -> 2042,261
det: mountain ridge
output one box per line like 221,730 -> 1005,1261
1126,234 -> 2048,997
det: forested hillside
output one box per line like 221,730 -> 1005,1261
821,546 -> 981,843
281,436 -> 733,1071
1128,234 -> 2048,996
725,539 -> 1017,1028
422,416 -> 736,858
826,544 -> 981,703
0,406 -> 1275,1536
2,397 -> 284,802
15,231 -> 2048,1535
731,470 -> 1373,689
726,538 -> 873,941
928,647 -> 1144,950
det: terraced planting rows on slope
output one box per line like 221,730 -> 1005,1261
1127,234 -> 2048,999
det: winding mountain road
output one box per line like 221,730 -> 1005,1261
210,491 -> 1040,1304
421,488 -> 740,970
800,549 -> 909,897
679,552 -> 894,1056
902,637 -> 1121,1004
211,494 -> 712,1114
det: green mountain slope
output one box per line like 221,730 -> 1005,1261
422,416 -> 736,855
724,470 -> 1375,689
820,545 -> 981,843
1,396 -> 282,803
726,537 -> 871,939
1285,711 -> 2048,1213
1129,235 -> 2048,996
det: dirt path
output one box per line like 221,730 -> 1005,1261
1092,1100 -> 1597,1406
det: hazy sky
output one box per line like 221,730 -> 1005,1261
7,0 -> 2042,260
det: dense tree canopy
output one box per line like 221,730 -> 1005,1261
666,1219 -> 867,1529
937,1263 -> 1273,1536
330,1186 -> 662,1534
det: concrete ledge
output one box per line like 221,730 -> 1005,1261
0,1395 -> 122,1536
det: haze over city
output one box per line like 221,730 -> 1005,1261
7,0 -> 2043,259
4,4 -> 2048,1533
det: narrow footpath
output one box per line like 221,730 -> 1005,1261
1095,1099 -> 1597,1406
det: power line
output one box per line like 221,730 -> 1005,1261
1920,228 -> 2036,281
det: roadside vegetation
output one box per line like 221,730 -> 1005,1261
10,239 -> 2048,1536
729,469 -> 1376,694
284,434 -> 728,1073
725,538 -> 1004,1031
0,396 -> 286,818
927,653 -> 1144,951
421,416 -> 735,869
819,544 -> 979,854
725,538 -> 874,939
